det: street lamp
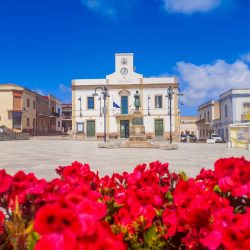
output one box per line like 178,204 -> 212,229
92,86 -> 110,142
148,94 -> 151,116
166,87 -> 183,144
98,96 -> 102,117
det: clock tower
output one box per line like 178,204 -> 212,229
106,53 -> 143,82
115,53 -> 134,77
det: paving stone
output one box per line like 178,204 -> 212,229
0,138 -> 249,180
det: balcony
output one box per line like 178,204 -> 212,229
195,118 -> 210,125
62,115 -> 72,120
114,109 -> 135,118
242,113 -> 250,122
50,112 -> 60,118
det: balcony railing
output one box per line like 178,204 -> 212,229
242,113 -> 250,121
195,118 -> 210,124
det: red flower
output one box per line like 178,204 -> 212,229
35,204 -> 81,235
35,230 -> 78,250
0,169 -> 12,193
0,210 -> 5,234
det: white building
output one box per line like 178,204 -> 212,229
72,53 -> 180,140
215,89 -> 250,141
196,100 -> 220,141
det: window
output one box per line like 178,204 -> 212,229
155,95 -> 162,108
225,105 -> 228,118
218,128 -> 220,136
207,111 -> 210,122
200,114 -> 201,120
121,96 -> 128,114
58,121 -> 60,127
243,103 -> 250,114
33,101 -> 36,109
58,108 -> 61,114
27,118 -> 30,127
27,98 -> 30,107
87,97 -> 94,109
204,113 -> 206,121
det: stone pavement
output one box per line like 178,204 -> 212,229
0,138 -> 249,180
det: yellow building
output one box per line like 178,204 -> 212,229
0,84 -> 36,132
229,122 -> 250,150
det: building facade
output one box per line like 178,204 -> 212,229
36,94 -> 50,133
215,89 -> 250,141
72,53 -> 180,140
180,116 -> 198,138
196,100 -> 220,141
0,84 -> 36,132
62,104 -> 72,132
0,84 -> 62,133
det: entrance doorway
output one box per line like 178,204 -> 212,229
155,119 -> 164,136
87,120 -> 95,137
120,120 -> 129,138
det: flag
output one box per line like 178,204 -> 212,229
113,101 -> 120,108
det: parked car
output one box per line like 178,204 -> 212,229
210,134 -> 223,143
180,134 -> 197,142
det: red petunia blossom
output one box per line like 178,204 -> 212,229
0,169 -> 12,193
200,230 -> 222,250
35,230 -> 78,250
34,204 -> 81,234
34,204 -> 62,234
0,210 -> 5,234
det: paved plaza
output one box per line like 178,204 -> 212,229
0,137 -> 249,180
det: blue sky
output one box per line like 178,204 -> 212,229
0,0 -> 250,115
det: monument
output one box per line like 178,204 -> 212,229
121,91 -> 158,148
100,90 -> 178,149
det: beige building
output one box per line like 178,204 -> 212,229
0,84 -> 36,132
0,84 -> 62,133
180,116 -> 198,137
196,100 -> 220,141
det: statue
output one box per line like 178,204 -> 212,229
134,90 -> 141,110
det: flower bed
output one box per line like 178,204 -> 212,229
0,157 -> 250,249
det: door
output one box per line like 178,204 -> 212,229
155,119 -> 164,136
120,120 -> 129,138
87,120 -> 95,137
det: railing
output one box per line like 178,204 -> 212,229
195,118 -> 210,124
62,115 -> 72,120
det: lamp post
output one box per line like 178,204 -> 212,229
92,86 -> 110,142
166,87 -> 183,144
98,96 -> 102,117
148,94 -> 151,116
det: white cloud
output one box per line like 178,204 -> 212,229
241,53 -> 250,63
162,0 -> 222,14
80,0 -> 137,17
175,56 -> 250,106
59,84 -> 71,93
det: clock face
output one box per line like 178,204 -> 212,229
121,57 -> 127,65
120,67 -> 128,76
